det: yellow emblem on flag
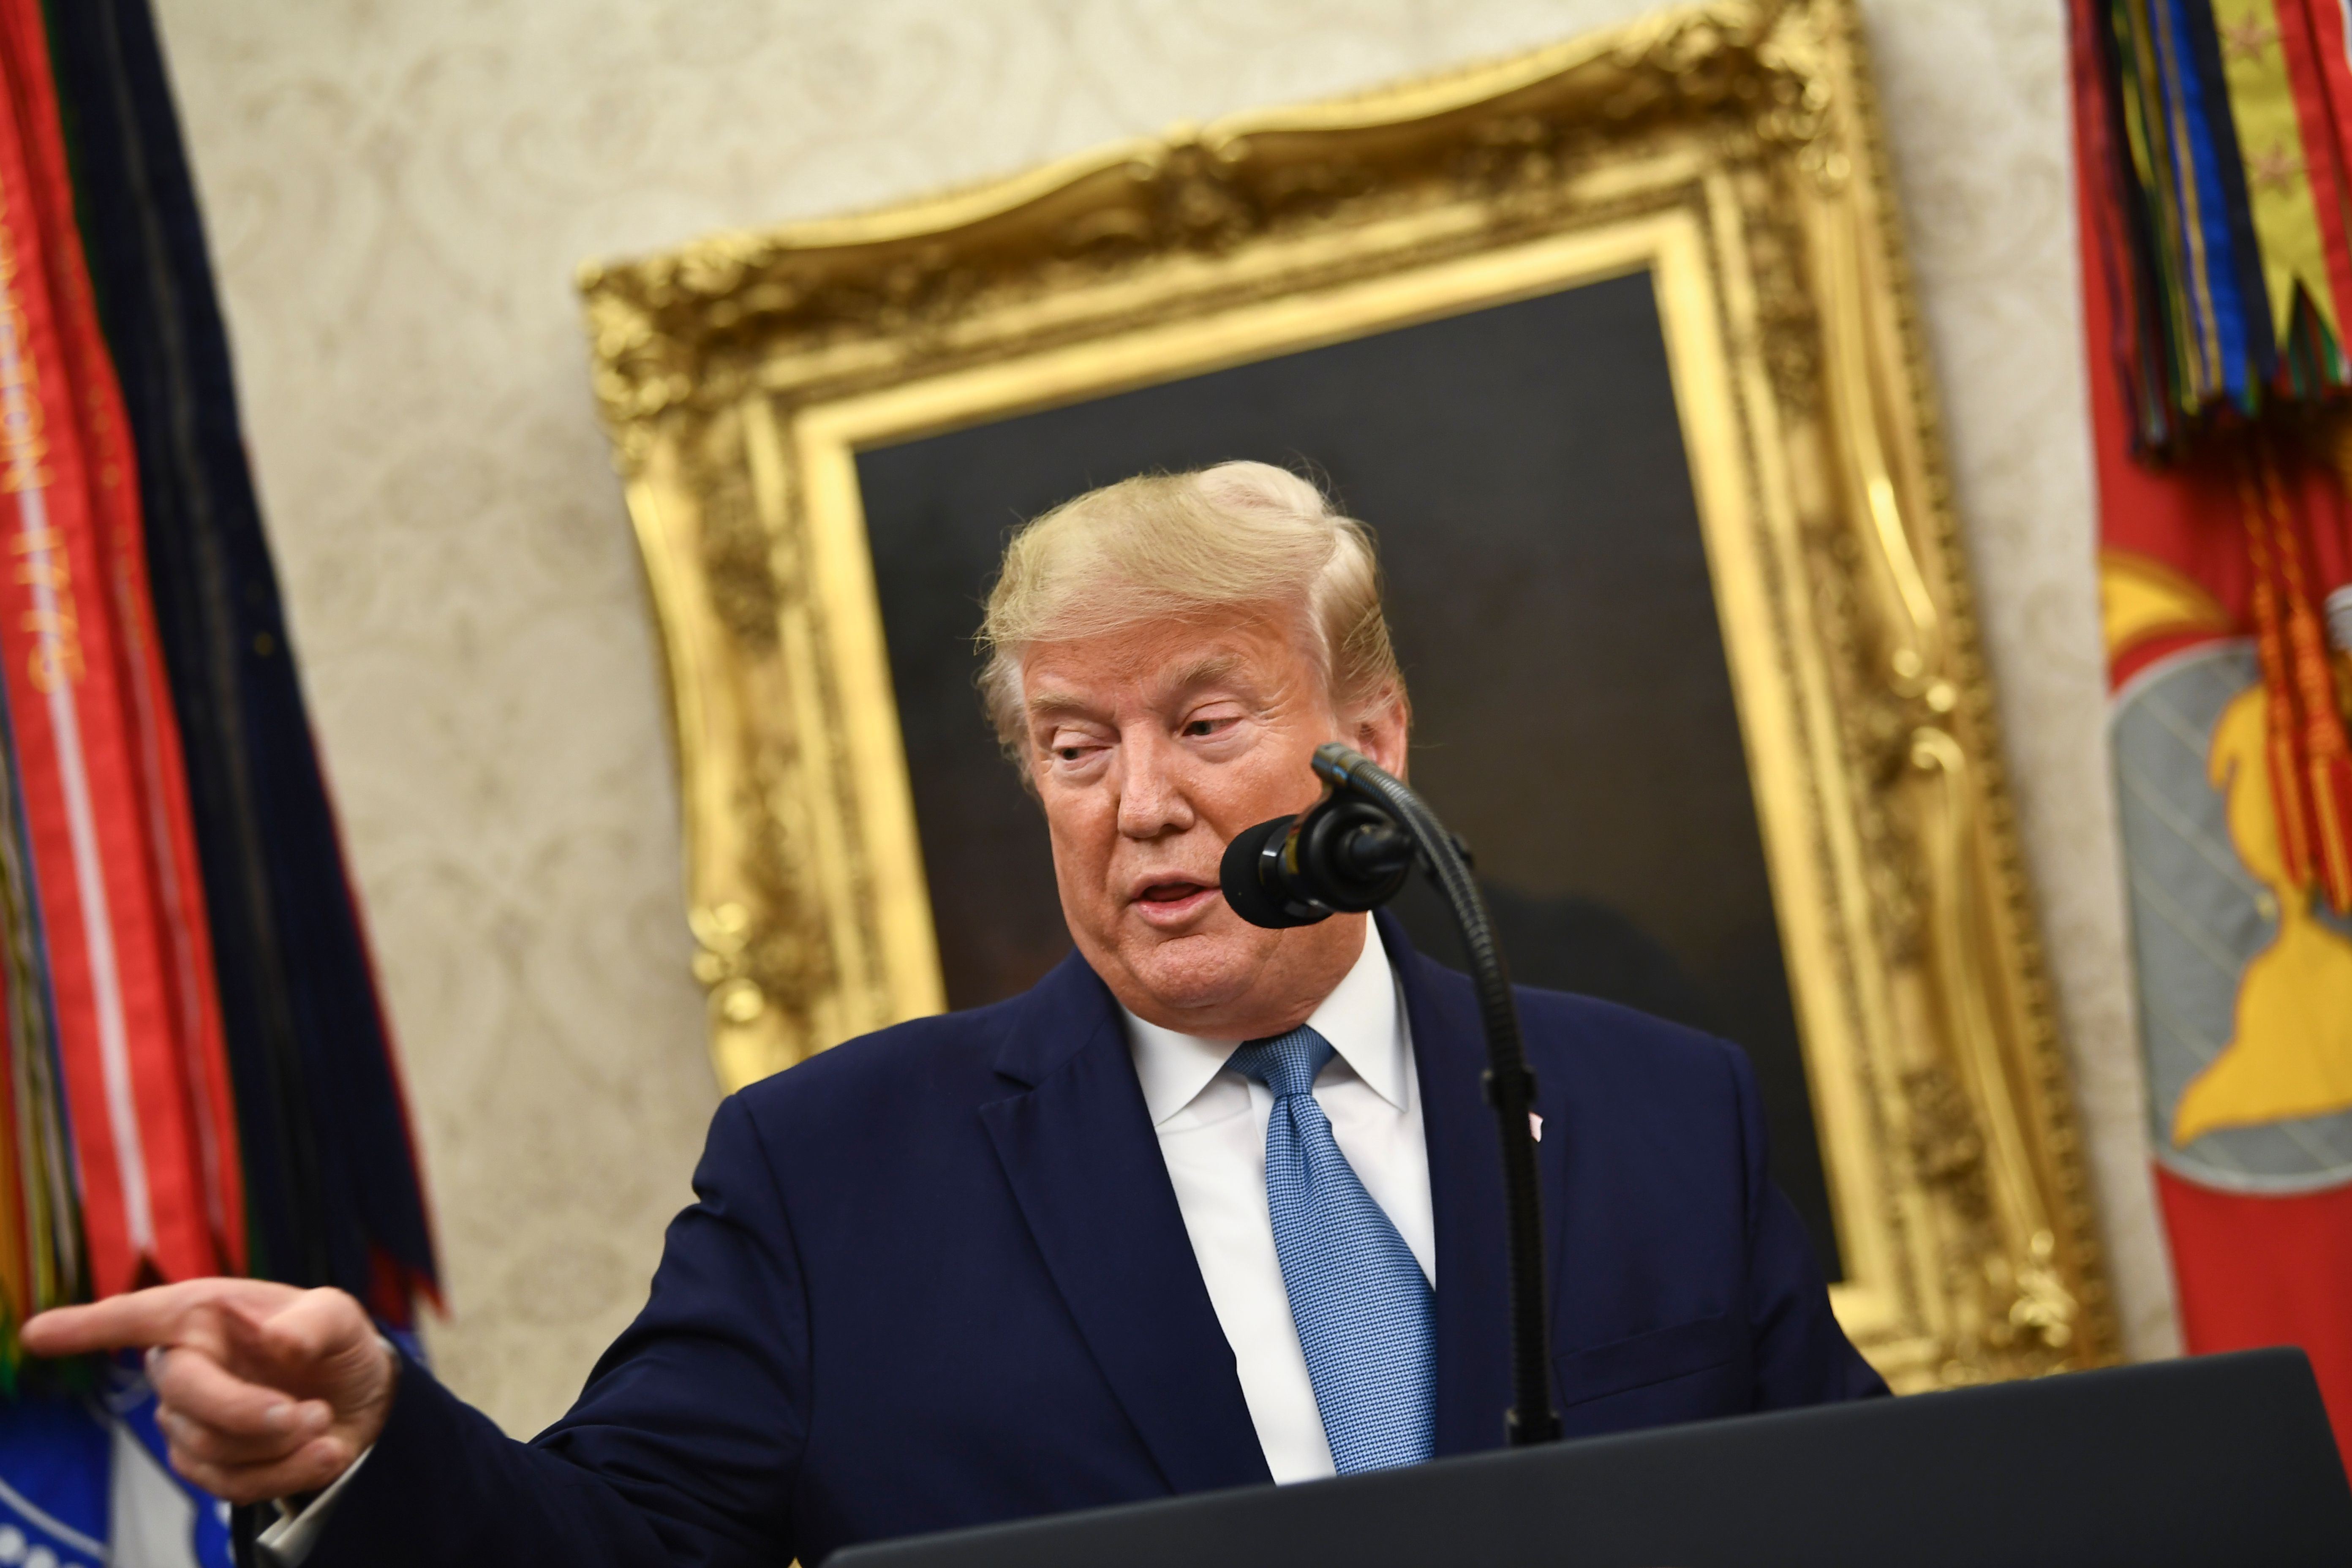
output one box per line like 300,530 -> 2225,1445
2172,682 -> 2352,1143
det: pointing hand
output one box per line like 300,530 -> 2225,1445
22,1280 -> 396,1504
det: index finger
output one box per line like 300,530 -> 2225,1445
22,1279 -> 250,1358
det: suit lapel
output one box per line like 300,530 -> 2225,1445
1382,912 -> 1516,1458
979,954 -> 1271,1495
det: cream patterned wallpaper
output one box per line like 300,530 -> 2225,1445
147,0 -> 2176,1435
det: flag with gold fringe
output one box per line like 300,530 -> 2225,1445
2073,0 -> 2352,1467
0,0 -> 439,1561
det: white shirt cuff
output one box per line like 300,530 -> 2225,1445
253,1441 -> 371,1568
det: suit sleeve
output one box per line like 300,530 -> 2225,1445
1723,1043 -> 1890,1407
306,1092 -> 809,1567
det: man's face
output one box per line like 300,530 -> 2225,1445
1021,604 -> 1407,1040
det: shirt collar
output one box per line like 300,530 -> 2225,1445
1124,922 -> 1405,1127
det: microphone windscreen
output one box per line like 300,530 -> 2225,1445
1218,815 -> 1304,929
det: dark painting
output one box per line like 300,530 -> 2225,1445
853,272 -> 1841,1278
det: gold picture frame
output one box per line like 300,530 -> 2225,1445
577,0 -> 2119,1390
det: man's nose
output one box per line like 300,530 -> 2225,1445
1115,730 -> 1196,839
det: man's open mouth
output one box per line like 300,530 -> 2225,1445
1131,879 -> 1220,922
1136,879 -> 1213,905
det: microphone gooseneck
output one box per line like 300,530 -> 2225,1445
1217,743 -> 1561,1448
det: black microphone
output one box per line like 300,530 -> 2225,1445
1218,742 -> 1562,1450
1218,798 -> 1415,928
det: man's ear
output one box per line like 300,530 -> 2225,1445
1347,688 -> 1410,780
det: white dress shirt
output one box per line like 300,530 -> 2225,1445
1122,923 -> 1433,1484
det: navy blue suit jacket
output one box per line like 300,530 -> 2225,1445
311,915 -> 1883,1565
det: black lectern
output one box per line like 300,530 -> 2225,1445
830,1349 -> 2352,1568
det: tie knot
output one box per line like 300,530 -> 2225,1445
1228,1025 -> 1336,1100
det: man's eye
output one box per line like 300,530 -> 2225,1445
1184,719 -> 1222,737
1058,746 -> 1084,761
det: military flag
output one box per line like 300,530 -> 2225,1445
2072,0 -> 2352,1465
0,0 -> 440,1560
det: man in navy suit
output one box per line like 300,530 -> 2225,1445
26,462 -> 1884,1565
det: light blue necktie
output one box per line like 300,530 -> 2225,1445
1228,1024 -> 1435,1473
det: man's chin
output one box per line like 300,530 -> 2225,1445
1112,928 -> 1267,1021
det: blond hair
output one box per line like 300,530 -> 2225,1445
977,462 -> 1405,754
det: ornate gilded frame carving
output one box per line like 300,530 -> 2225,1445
578,0 -> 2118,1389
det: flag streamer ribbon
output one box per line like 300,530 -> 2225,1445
0,0 -> 438,1402
2089,0 -> 2352,447
2082,0 -> 2352,916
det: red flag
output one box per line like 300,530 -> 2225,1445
2075,0 -> 2352,1466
